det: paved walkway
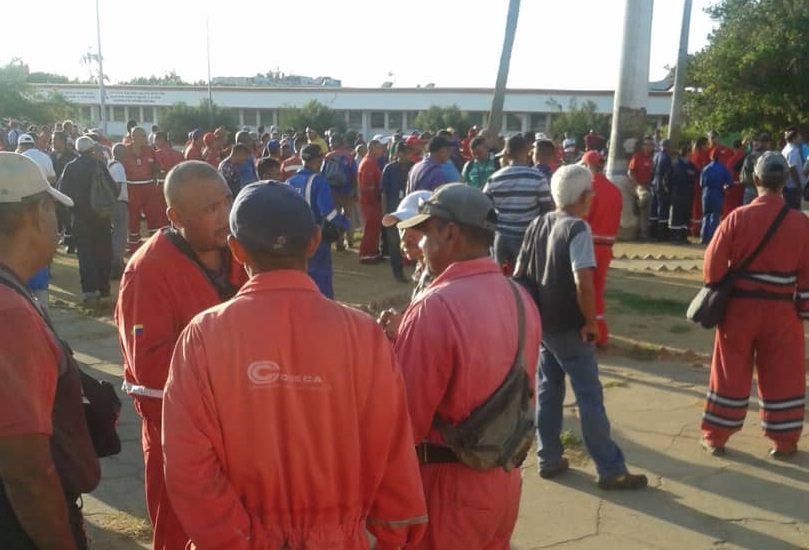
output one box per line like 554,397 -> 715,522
52,305 -> 809,550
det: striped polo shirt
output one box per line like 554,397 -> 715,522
483,164 -> 553,239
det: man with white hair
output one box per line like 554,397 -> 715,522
514,164 -> 648,491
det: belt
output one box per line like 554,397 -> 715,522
416,442 -> 460,465
730,289 -> 794,301
121,380 -> 163,399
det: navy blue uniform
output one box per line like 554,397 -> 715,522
668,158 -> 699,242
700,160 -> 733,244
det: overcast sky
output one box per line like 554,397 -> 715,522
5,0 -> 718,89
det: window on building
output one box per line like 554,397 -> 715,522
505,113 -> 523,132
260,110 -> 275,127
142,107 -> 155,123
467,112 -> 484,128
387,111 -> 403,131
242,109 -> 258,127
370,111 -> 385,129
108,106 -> 125,122
348,111 -> 363,129
530,113 -> 548,131
80,106 -> 92,123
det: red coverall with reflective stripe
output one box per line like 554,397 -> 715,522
395,258 -> 541,550
163,271 -> 427,549
701,193 -> 809,452
585,172 -> 622,346
115,230 -> 248,550
358,156 -> 383,261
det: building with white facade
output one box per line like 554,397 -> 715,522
34,83 -> 673,138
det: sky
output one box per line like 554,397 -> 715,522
5,0 -> 719,90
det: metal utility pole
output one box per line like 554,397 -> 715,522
206,15 -> 213,126
486,0 -> 521,138
606,0 -> 654,238
667,0 -> 693,147
95,0 -> 107,135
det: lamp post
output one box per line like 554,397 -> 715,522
95,0 -> 107,135
668,0 -> 693,147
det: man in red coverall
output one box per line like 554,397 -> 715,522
358,139 -> 384,263
394,184 -> 542,550
124,126 -> 165,252
162,182 -> 427,549
115,161 -> 248,549
701,152 -> 809,459
582,151 -> 622,347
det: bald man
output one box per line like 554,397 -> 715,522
115,161 -> 248,550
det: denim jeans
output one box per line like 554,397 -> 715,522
537,330 -> 627,478
493,233 -> 523,272
783,187 -> 802,210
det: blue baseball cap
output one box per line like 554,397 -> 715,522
230,182 -> 316,257
266,139 -> 281,152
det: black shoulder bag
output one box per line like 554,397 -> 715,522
687,204 -> 789,329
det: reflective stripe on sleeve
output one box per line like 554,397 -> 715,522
367,515 -> 429,529
122,380 -> 164,399
126,179 -> 155,185
325,209 -> 339,222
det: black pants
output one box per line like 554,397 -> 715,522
0,485 -> 87,549
655,186 -> 671,240
669,186 -> 692,241
386,226 -> 403,277
74,216 -> 112,297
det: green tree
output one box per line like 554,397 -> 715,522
122,70 -> 193,86
412,105 -> 471,135
548,100 -> 611,143
685,0 -> 809,133
0,59 -> 75,124
278,100 -> 346,134
159,101 -> 237,144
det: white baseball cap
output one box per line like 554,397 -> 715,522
382,190 -> 432,227
0,152 -> 74,207
17,134 -> 35,146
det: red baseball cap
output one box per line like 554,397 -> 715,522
203,132 -> 216,146
405,135 -> 425,147
581,150 -> 605,166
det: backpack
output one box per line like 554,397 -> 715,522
89,161 -> 120,218
323,154 -> 349,189
434,280 -> 535,472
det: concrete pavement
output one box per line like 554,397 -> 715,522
51,304 -> 809,550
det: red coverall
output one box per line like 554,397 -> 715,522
163,271 -> 427,549
115,230 -> 248,550
395,258 -> 541,550
358,156 -> 383,261
721,149 -> 746,219
701,194 -> 809,452
585,172 -> 622,346
123,144 -> 167,252
689,149 -> 710,236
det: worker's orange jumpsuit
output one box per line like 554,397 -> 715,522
395,258 -> 541,550
115,230 -> 248,550
701,194 -> 809,452
162,270 -> 427,549
585,172 -> 622,346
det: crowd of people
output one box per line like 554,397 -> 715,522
0,112 -> 807,550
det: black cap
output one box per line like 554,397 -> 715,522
300,144 -> 324,161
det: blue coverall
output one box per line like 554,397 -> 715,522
700,160 -> 733,244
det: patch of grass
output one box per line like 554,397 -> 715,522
603,380 -> 629,389
605,289 -> 689,317
560,430 -> 582,450
668,324 -> 693,334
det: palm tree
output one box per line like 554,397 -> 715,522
487,0 -> 521,137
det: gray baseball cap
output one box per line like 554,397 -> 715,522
754,151 -> 789,179
0,152 -> 73,206
397,183 -> 497,232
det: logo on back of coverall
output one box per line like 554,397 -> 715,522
247,361 -> 328,390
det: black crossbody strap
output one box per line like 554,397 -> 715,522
735,204 -> 790,274
507,280 -> 526,371
163,228 -> 237,301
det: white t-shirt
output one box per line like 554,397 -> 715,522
108,160 -> 129,202
22,149 -> 56,181
781,143 -> 806,189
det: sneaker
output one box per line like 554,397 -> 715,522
701,438 -> 726,457
597,472 -> 648,490
539,457 -> 569,479
769,447 -> 798,460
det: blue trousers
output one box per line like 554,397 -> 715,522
308,241 -> 334,299
537,330 -> 627,478
700,188 -> 723,244
493,233 -> 523,272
